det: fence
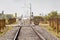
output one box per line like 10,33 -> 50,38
0,19 -> 5,30
49,18 -> 60,33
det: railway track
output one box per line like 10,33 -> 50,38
14,25 -> 46,40
31,26 -> 45,40
13,26 -> 22,40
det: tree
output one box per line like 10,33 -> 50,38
47,11 -> 60,33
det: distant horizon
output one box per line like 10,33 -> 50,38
0,0 -> 60,17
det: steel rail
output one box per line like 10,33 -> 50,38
13,26 -> 22,40
31,26 -> 46,40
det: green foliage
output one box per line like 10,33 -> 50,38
49,11 -> 57,17
45,11 -> 58,21
33,16 -> 41,25
44,15 -> 49,21
34,16 -> 41,19
6,14 -> 14,19
33,16 -> 42,21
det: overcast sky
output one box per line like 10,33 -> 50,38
0,0 -> 60,17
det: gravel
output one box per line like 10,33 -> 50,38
32,25 -> 60,40
0,27 -> 20,40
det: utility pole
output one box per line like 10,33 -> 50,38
30,3 -> 34,24
30,3 -> 32,24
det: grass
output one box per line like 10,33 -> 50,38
39,23 -> 60,38
0,26 -> 13,37
0,20 -> 18,37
